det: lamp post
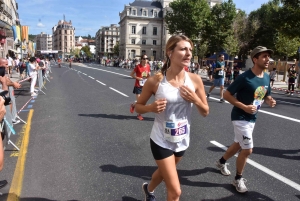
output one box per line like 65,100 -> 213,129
151,48 -> 153,61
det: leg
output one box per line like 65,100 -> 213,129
223,142 -> 241,160
236,148 -> 252,175
208,85 -> 215,94
220,85 -> 224,99
150,155 -> 182,201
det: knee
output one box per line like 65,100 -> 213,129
241,148 -> 252,157
168,187 -> 181,200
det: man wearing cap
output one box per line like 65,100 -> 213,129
214,46 -> 276,193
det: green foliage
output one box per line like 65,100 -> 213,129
165,0 -> 210,39
81,46 -> 92,58
275,33 -> 300,58
274,0 -> 300,38
223,34 -> 239,56
113,42 -> 119,56
202,0 -> 237,53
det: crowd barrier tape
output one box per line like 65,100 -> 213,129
38,69 -> 46,95
17,97 -> 34,114
18,76 -> 32,83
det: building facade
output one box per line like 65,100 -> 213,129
35,32 -> 52,52
52,19 -> 75,57
0,0 -> 18,58
95,24 -> 120,58
118,0 -> 222,61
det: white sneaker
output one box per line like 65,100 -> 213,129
34,89 -> 39,92
215,160 -> 231,176
232,178 -> 248,193
12,119 -> 20,125
31,92 -> 38,97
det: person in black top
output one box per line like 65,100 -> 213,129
286,65 -> 297,95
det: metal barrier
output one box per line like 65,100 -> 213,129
9,86 -> 27,124
3,105 -> 18,151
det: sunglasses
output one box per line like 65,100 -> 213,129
142,58 -> 148,60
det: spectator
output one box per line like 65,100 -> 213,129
28,57 -> 39,97
269,68 -> 277,87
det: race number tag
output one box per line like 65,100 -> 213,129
139,79 -> 147,86
253,100 -> 264,113
164,120 -> 188,143
218,70 -> 224,76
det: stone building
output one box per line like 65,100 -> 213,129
52,18 -> 75,57
35,32 -> 52,52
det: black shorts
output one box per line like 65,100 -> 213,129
150,139 -> 185,160
270,79 -> 275,82
133,86 -> 143,94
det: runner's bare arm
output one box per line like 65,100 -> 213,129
135,75 -> 166,114
224,90 -> 256,114
264,96 -> 276,107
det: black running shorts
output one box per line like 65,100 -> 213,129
133,86 -> 143,94
150,139 -> 185,160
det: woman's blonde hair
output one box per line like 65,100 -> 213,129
160,35 -> 193,75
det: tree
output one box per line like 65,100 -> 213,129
81,46 -> 92,58
274,0 -> 300,38
165,0 -> 210,39
202,0 -> 237,54
275,33 -> 300,81
113,42 -> 119,56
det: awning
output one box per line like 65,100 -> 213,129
9,49 -> 18,53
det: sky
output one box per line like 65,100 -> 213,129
18,0 -> 270,37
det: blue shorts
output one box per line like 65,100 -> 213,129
213,78 -> 224,86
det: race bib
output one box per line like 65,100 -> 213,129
218,70 -> 224,76
164,120 -> 188,143
253,100 -> 264,113
139,79 -> 147,86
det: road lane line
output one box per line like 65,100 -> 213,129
109,87 -> 129,97
7,110 -> 34,201
96,80 -> 106,86
88,76 -> 95,79
210,140 -> 300,192
208,97 -> 300,123
74,65 -> 132,78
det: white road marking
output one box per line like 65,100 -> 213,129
74,65 -> 132,78
109,87 -> 129,97
88,76 -> 95,79
82,73 -> 87,75
210,140 -> 300,192
96,80 -> 106,86
208,97 -> 300,123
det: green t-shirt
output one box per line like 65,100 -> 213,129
214,61 -> 225,79
227,69 -> 271,122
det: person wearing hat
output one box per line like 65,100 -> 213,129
214,46 -> 276,193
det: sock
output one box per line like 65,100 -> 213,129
235,174 -> 242,180
219,157 -> 226,164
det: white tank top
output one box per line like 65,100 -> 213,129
150,72 -> 195,152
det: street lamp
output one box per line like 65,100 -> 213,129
128,50 -> 130,59
151,48 -> 153,61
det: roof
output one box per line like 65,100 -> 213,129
129,0 -> 163,8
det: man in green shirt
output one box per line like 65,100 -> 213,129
207,54 -> 225,102
215,46 -> 276,193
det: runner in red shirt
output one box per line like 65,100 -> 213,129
130,55 -> 151,120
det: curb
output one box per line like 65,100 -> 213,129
271,87 -> 300,94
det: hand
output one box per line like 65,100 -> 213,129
151,98 -> 167,113
266,97 -> 276,107
0,97 -> 6,121
13,82 -> 21,89
179,85 -> 197,103
243,105 -> 257,114
137,77 -> 143,81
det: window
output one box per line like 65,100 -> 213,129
142,40 -> 146,45
132,26 -> 136,34
154,11 -> 157,17
70,36 -> 72,40
153,27 -> 157,35
65,30 -> 67,34
142,27 -> 147,35
142,50 -> 146,56
59,30 -> 61,34
132,10 -> 136,15
65,36 -> 67,40
153,51 -> 156,59
131,39 -> 135,44
65,42 -> 67,46
143,11 -> 147,16
153,40 -> 157,45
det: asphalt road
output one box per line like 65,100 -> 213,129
0,62 -> 299,201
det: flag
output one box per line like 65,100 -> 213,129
21,26 -> 29,42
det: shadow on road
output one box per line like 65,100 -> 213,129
99,164 -> 274,201
78,113 -> 154,121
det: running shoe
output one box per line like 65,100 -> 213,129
12,119 -> 20,125
31,92 -> 38,97
219,98 -> 225,103
142,182 -> 156,201
215,160 -> 231,176
137,114 -> 144,121
207,93 -> 210,99
130,103 -> 135,113
232,178 -> 248,193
